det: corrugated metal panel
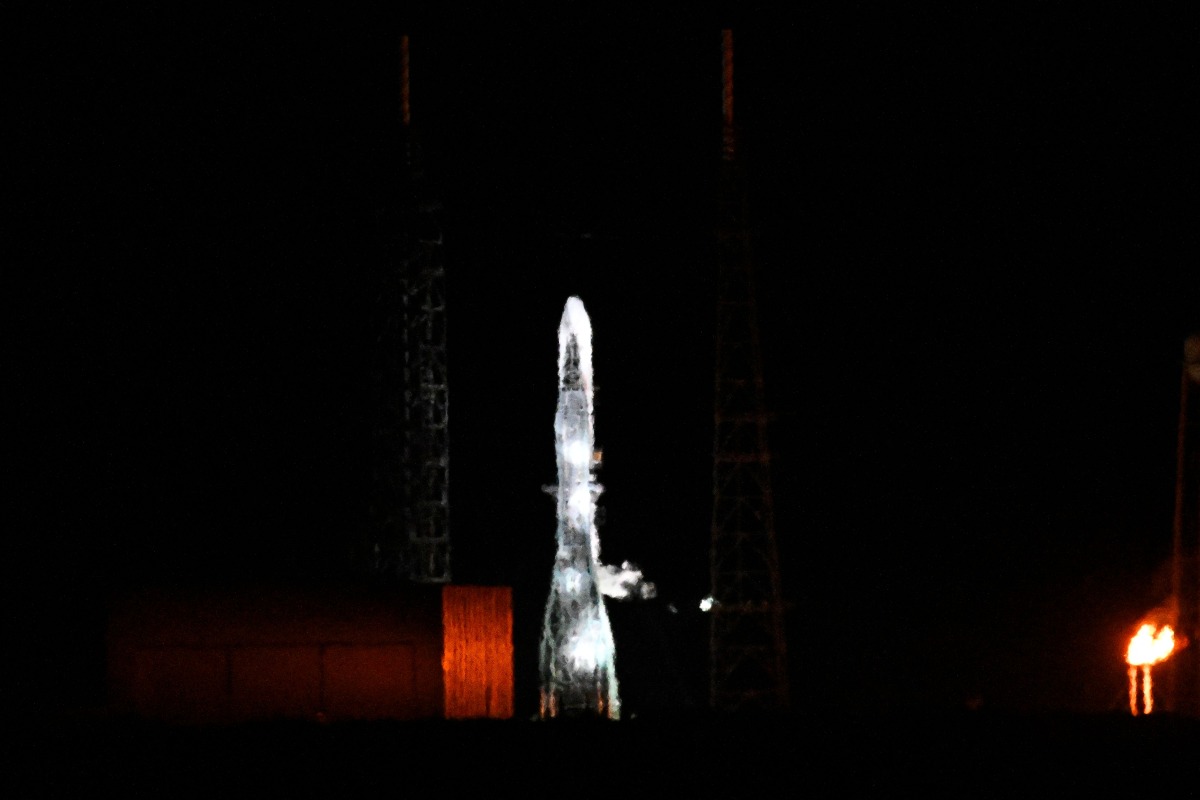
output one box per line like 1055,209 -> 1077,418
108,585 -> 444,722
442,585 -> 513,719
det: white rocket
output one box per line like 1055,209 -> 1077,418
538,296 -> 620,719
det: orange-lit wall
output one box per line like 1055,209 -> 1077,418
107,584 -> 512,723
442,585 -> 513,719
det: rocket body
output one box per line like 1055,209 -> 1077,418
539,297 -> 619,719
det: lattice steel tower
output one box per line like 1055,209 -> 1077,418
1169,334 -> 1200,715
370,35 -> 451,583
709,29 -> 790,712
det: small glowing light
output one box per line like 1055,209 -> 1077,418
700,596 -> 715,612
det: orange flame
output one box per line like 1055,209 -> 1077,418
1125,624 -> 1175,715
1126,624 -> 1175,667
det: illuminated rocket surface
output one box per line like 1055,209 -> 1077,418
539,296 -> 620,719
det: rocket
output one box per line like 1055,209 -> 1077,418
539,296 -> 620,719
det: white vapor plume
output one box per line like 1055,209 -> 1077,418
598,561 -> 657,600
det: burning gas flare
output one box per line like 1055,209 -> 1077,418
1125,624 -> 1175,715
1127,624 -> 1175,666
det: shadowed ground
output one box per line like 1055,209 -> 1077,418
15,710 -> 1200,795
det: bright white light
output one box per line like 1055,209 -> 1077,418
563,439 -> 591,467
569,619 -> 613,670
568,486 -> 591,515
700,596 -> 715,612
570,638 -> 599,670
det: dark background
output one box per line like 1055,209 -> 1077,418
11,5 -> 1198,720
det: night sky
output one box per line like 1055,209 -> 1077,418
12,6 -> 1198,719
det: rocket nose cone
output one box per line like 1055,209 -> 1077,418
562,296 -> 591,337
558,296 -> 594,393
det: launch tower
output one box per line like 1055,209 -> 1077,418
1170,335 -> 1200,715
708,29 -> 790,713
370,35 -> 451,583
